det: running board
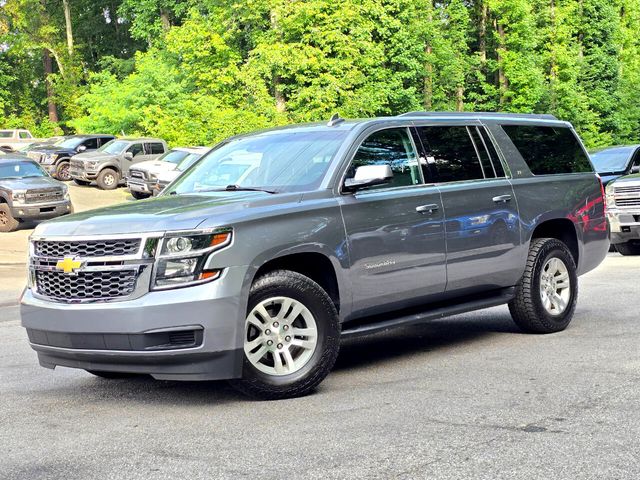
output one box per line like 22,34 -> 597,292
341,287 -> 515,339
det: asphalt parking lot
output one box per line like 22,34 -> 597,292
1,253 -> 639,479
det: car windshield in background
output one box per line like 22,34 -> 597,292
0,161 -> 46,179
176,152 -> 203,171
168,130 -> 348,195
159,150 -> 190,164
0,131 -> 13,138
99,140 -> 128,155
590,147 -> 635,173
57,137 -> 85,149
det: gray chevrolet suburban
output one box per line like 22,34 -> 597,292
20,113 -> 608,399
69,138 -> 168,190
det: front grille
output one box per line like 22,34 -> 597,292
130,170 -> 146,180
34,239 -> 141,258
613,185 -> 640,195
615,198 -> 640,207
25,189 -> 63,204
613,185 -> 640,208
35,270 -> 138,301
169,331 -> 197,346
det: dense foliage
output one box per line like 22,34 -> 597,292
1,0 -> 640,148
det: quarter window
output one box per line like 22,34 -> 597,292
348,128 -> 422,189
502,125 -> 592,175
416,126 -> 485,183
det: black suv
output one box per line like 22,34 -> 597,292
27,135 -> 115,181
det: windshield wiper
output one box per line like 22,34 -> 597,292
195,185 -> 278,194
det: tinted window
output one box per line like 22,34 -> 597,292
348,128 -> 421,189
158,150 -> 189,164
502,125 -> 592,175
479,127 -> 506,177
0,131 -> 12,138
468,127 -> 498,178
148,143 -> 165,154
127,143 -> 144,157
82,138 -> 99,150
416,126 -> 484,183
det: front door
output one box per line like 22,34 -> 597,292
414,124 -> 522,295
339,127 -> 447,317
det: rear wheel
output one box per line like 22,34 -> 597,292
55,160 -> 71,181
0,204 -> 19,232
96,168 -> 119,190
509,238 -> 578,334
73,179 -> 90,186
232,270 -> 340,400
615,241 -> 640,256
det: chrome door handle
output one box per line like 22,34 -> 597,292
492,195 -> 512,203
416,204 -> 439,214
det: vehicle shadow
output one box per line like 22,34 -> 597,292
335,309 -> 522,372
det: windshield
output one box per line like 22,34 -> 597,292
168,130 -> 348,194
0,161 -> 46,179
99,140 -> 128,155
590,147 -> 635,173
57,137 -> 84,149
158,150 -> 190,165
0,131 -> 13,138
176,152 -> 203,171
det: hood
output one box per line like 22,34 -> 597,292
33,191 -> 300,236
73,151 -> 116,162
611,173 -> 640,186
1,176 -> 63,191
600,174 -> 621,187
130,160 -> 178,175
29,145 -> 76,155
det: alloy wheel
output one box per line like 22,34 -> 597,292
539,257 -> 571,316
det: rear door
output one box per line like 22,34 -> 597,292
414,124 -> 522,295
122,142 -> 145,175
339,126 -> 447,317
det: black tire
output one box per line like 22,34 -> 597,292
54,160 -> 71,181
614,242 -> 640,256
0,203 -> 20,232
73,179 -> 90,186
509,238 -> 578,334
96,168 -> 119,190
86,370 -> 143,379
130,190 -> 150,200
608,244 -> 617,253
231,270 -> 340,400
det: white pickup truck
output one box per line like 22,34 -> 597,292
0,129 -> 44,151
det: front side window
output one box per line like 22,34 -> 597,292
127,143 -> 144,157
502,125 -> 592,175
348,128 -> 421,189
416,126 -> 484,183
82,138 -> 99,150
168,130 -> 348,195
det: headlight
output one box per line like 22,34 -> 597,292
43,153 -> 58,164
152,229 -> 232,289
605,183 -> 616,210
11,190 -> 26,203
62,185 -> 70,200
86,161 -> 98,169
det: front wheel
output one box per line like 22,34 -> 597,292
0,204 -> 19,232
130,190 -> 150,200
231,270 -> 340,400
73,179 -> 90,186
509,238 -> 578,334
55,160 -> 71,181
96,168 -> 119,190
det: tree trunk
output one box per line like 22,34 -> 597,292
549,0 -> 558,110
456,86 -> 464,111
270,10 -> 286,113
62,0 -> 73,55
424,44 -> 433,110
479,1 -> 487,65
495,20 -> 508,106
160,9 -> 171,31
42,49 -> 58,122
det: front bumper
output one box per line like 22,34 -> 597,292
69,167 -> 97,181
607,209 -> 640,244
20,265 -> 249,381
127,178 -> 153,194
11,200 -> 73,220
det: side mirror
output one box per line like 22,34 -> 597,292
124,152 -> 134,161
344,164 -> 393,192
76,145 -> 87,152
631,165 -> 640,174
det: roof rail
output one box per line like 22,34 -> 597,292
398,111 -> 558,120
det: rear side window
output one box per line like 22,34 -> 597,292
349,128 -> 422,189
502,125 -> 592,175
416,126 -> 484,183
148,143 -> 165,154
19,131 -> 31,139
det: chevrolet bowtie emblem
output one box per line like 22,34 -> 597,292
56,257 -> 82,274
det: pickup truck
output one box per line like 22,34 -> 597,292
0,129 -> 45,152
20,112 -> 608,399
